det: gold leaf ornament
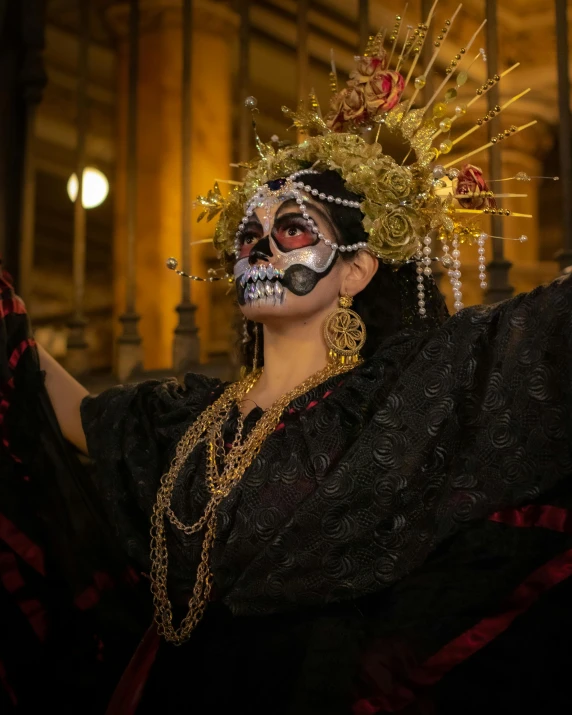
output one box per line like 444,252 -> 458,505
195,182 -> 226,223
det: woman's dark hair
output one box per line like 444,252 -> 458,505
239,170 -> 449,366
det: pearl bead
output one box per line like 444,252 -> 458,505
423,267 -> 432,276
335,197 -> 342,204
311,189 -> 319,196
342,200 -> 349,206
480,281 -> 488,289
339,245 -> 346,252
244,95 -> 258,108
319,193 -> 326,200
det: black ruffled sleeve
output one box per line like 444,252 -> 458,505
80,373 -> 222,568
221,274 -> 572,615
348,272 -> 572,587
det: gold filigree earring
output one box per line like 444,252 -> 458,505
323,295 -> 366,365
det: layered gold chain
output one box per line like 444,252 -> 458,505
149,360 -> 359,644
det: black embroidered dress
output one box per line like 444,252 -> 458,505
80,275 -> 572,714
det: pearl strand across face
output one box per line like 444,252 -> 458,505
233,169 -> 366,260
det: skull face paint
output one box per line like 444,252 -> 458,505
235,197 -> 340,308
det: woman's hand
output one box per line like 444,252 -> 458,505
38,343 -> 89,455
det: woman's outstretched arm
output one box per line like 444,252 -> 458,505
38,343 -> 89,455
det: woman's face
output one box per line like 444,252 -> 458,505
234,194 -> 346,323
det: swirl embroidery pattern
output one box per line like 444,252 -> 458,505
81,276 -> 572,620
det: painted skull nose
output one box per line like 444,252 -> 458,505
248,236 -> 273,265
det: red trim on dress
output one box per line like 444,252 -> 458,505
105,625 -> 161,715
0,550 -> 49,641
489,504 -> 572,534
0,514 -> 46,576
354,503 -> 572,713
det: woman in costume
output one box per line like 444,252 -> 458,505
3,7 -> 572,714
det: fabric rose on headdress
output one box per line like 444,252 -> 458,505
349,53 -> 388,84
454,164 -> 497,210
362,202 -> 419,262
379,166 -> 413,200
327,85 -> 367,130
364,70 -> 405,115
326,50 -> 405,131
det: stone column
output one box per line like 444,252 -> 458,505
106,0 -> 238,372
66,0 -> 91,377
18,0 -> 47,307
115,0 -> 144,382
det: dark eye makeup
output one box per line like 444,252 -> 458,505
237,200 -> 338,259
271,213 -> 319,252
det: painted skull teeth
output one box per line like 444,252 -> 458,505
240,264 -> 284,286
244,278 -> 285,304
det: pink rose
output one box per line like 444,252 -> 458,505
327,85 -> 367,130
364,70 -> 405,115
350,53 -> 388,84
455,164 -> 497,210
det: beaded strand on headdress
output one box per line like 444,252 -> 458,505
232,168 -> 364,260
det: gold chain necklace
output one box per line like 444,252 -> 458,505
149,360 -> 360,644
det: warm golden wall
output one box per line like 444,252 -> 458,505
34,0 -> 566,377
111,0 -> 238,371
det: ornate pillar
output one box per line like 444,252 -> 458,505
18,0 -> 47,306
484,0 -> 512,305
554,0 -> 572,271
116,0 -> 144,381
107,0 -> 238,372
238,0 -> 251,164
172,0 -> 199,373
66,0 -> 91,376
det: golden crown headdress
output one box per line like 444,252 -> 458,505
182,1 -> 557,315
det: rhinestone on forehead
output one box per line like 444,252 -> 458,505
233,168 -> 366,259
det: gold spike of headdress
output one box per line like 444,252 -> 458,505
194,0 -> 557,308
